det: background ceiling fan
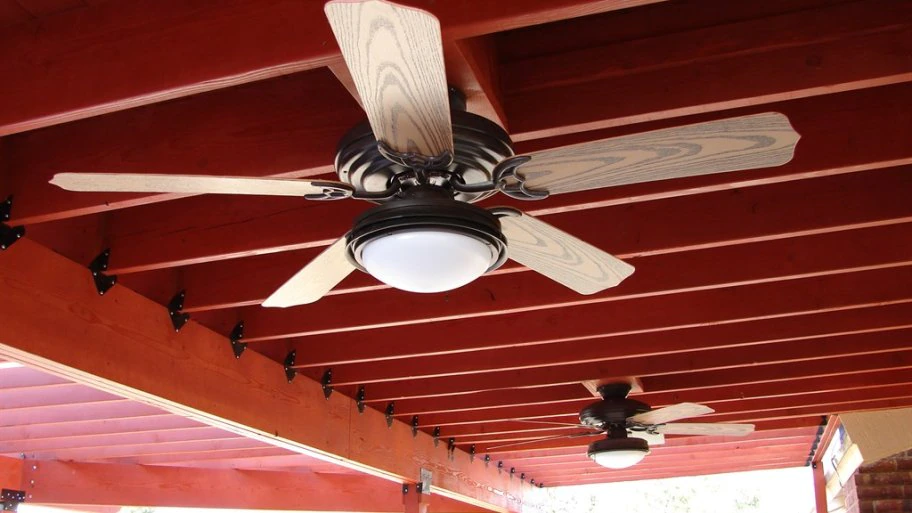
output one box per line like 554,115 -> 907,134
49,0 -> 800,308
491,383 -> 755,469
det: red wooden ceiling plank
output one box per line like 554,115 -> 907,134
105,446 -> 292,466
525,445 -> 810,471
3,425 -> 238,454
377,348 -> 912,430
89,82 -> 912,276
445,36 -> 507,128
0,239 -> 525,513
0,365 -> 70,388
4,70 -> 358,225
440,383 -> 912,439
359,322 -> 912,402
317,224 -> 912,383
0,399 -> 166,427
10,436 -> 262,461
0,382 -> 118,409
275,265 -> 912,378
0,414 -> 199,444
158,452 -> 349,471
502,0 -> 912,139
396,362 -> 912,418
0,0 -> 658,137
20,459 -> 406,512
416,370 -> 912,429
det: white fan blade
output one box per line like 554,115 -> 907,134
262,237 -> 356,307
50,173 -> 353,199
325,0 -> 454,158
628,403 -> 715,425
499,211 -> 634,294
516,113 -> 799,195
657,423 -> 755,437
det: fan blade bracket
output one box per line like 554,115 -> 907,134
492,155 -> 549,201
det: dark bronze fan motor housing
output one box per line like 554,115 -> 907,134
334,89 -> 515,204
579,383 -> 651,428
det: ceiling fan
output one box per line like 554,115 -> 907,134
490,383 -> 755,470
49,0 -> 800,308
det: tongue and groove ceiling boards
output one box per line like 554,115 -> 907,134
1,0 -> 911,497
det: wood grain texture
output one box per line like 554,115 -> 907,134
657,422 -> 755,436
0,238 -> 522,512
262,237 -> 356,307
520,112 -> 800,195
500,212 -> 634,295
628,403 -> 714,425
50,173 -> 354,198
325,0 -> 453,157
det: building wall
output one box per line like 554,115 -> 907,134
845,450 -> 912,513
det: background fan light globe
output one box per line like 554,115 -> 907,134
589,448 -> 650,469
360,230 -> 492,293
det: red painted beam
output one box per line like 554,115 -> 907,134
395,363 -> 912,417
19,459 -> 421,512
4,70 -> 360,225
502,0 -> 912,139
437,383 -> 912,439
414,370 -> 912,429
262,264 -> 912,378
357,321 -> 912,402
541,461 -> 804,486
317,224 -> 912,384
0,0 -> 662,137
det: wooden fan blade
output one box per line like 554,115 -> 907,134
325,0 -> 454,158
485,431 -> 601,451
262,237 -> 356,308
517,112 -> 799,195
657,423 -> 755,437
50,173 -> 354,199
499,211 -> 634,294
628,403 -> 715,425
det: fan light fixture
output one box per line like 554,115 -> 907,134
587,436 -> 650,469
361,230 -> 493,292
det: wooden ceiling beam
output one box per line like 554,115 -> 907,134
314,225 -> 912,384
0,239 -> 526,513
196,167 -> 912,343
415,369 -> 912,429
0,0 -> 660,138
501,0 -> 912,139
244,263 -> 912,373
347,322 -> 912,401
4,70 -> 359,225
541,461 -> 803,485
17,459 -> 474,512
396,365 -> 912,418
89,82 -> 912,276
441,384 -> 912,440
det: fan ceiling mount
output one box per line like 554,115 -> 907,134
48,0 -> 800,307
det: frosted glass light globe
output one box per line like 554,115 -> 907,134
361,230 -> 492,293
589,448 -> 649,469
